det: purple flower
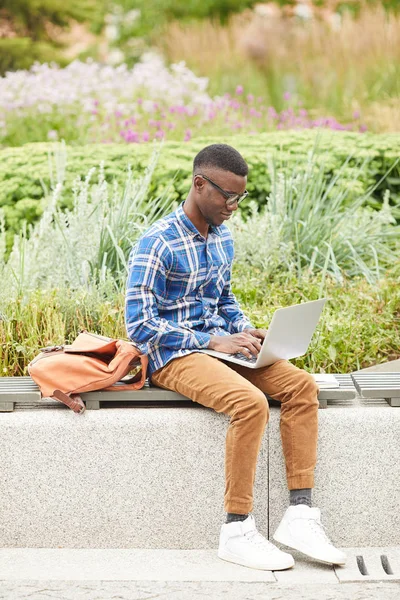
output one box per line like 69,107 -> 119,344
184,128 -> 192,141
283,91 -> 291,101
229,99 -> 241,110
235,85 -> 243,95
142,131 -> 150,142
353,111 -> 360,119
359,124 -> 368,132
268,106 -> 278,119
247,94 -> 254,103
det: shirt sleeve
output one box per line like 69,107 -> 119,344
217,264 -> 254,333
125,235 -> 211,353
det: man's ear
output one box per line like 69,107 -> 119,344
193,174 -> 204,193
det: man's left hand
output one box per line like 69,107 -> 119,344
244,328 -> 267,342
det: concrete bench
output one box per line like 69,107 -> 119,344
1,397 -> 399,549
0,374 -> 357,411
351,372 -> 400,407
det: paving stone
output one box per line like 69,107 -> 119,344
0,580 -> 399,600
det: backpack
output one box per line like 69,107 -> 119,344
28,330 -> 148,414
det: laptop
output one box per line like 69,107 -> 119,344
200,298 -> 327,369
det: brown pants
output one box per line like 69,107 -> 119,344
150,353 -> 319,514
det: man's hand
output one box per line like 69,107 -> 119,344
208,330 -> 263,358
244,328 -> 267,342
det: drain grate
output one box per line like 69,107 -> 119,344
381,555 -> 394,575
335,548 -> 400,583
356,555 -> 369,576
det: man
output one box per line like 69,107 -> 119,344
125,143 -> 346,571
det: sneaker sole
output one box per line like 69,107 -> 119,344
217,547 -> 295,571
273,531 -> 346,566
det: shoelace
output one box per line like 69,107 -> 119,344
244,529 -> 277,552
306,517 -> 332,545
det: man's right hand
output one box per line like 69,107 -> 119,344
208,332 -> 262,358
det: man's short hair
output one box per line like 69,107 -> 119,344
193,144 -> 248,177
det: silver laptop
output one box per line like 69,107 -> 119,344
200,298 -> 327,368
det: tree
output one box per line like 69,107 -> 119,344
0,0 -> 106,74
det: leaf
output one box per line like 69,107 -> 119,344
328,345 -> 337,362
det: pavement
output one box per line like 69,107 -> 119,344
0,580 -> 399,600
0,547 -> 399,600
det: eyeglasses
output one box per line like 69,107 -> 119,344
196,174 -> 248,207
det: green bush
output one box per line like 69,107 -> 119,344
0,39 -> 67,74
1,131 -> 399,249
1,271 -> 399,376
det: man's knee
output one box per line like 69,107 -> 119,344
233,388 -> 269,424
299,370 -> 319,403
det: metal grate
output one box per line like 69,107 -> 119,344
334,548 -> 400,582
351,372 -> 400,406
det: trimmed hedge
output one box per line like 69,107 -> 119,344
1,131 -> 400,246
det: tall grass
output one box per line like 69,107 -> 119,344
229,148 -> 400,288
158,4 -> 400,131
0,143 -> 175,302
1,272 -> 399,376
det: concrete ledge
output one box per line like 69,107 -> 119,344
0,402 -> 399,549
0,406 -> 268,549
269,402 -> 400,547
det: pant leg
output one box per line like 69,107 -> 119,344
150,353 -> 269,514
226,359 -> 319,491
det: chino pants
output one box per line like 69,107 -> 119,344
150,353 -> 320,514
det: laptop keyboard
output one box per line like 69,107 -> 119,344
229,352 -> 258,364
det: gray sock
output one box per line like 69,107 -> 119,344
226,512 -> 249,524
290,488 -> 312,508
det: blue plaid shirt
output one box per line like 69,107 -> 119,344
125,201 -> 253,376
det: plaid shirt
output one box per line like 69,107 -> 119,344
125,202 -> 253,376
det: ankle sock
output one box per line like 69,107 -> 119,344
290,488 -> 312,508
226,512 -> 249,524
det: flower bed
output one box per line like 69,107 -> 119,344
0,55 -> 367,147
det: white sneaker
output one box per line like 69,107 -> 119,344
218,514 -> 295,571
273,504 -> 347,565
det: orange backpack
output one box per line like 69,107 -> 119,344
28,330 -> 148,414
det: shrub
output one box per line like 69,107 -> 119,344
1,272 -> 399,376
0,131 -> 399,247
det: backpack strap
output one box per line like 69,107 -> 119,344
52,390 -> 86,414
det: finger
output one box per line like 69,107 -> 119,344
239,346 -> 253,358
241,335 -> 262,352
250,330 -> 266,340
242,340 -> 261,356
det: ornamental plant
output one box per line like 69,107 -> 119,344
0,55 -> 367,147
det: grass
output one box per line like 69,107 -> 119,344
157,4 -> 400,132
1,270 -> 399,376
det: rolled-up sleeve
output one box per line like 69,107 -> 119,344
125,235 -> 211,353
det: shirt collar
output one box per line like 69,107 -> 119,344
175,201 -> 223,239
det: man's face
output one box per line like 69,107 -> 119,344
192,168 -> 247,227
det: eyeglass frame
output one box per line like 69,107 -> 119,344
195,173 -> 248,207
